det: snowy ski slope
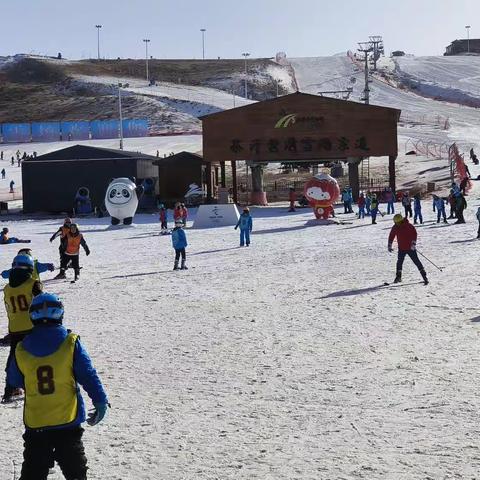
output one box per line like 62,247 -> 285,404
2,184 -> 480,478
289,55 -> 480,151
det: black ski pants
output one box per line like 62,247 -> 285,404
175,248 -> 186,262
3,333 -> 26,398
397,250 -> 425,274
456,207 -> 466,224
403,205 -> 413,218
60,253 -> 80,273
20,427 -> 87,480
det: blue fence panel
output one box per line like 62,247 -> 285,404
31,122 -> 61,142
61,121 -> 90,141
122,119 -> 149,138
90,120 -> 120,139
1,123 -> 31,143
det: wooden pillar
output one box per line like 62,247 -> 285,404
206,162 -> 213,203
220,161 -> 226,188
231,160 -> 238,204
348,161 -> 360,201
389,155 -> 396,193
214,166 -> 219,187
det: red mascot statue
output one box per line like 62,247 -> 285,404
303,173 -> 341,219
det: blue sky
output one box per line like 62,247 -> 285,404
3,0 -> 479,59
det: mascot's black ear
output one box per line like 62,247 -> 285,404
129,177 -> 136,184
135,185 -> 144,197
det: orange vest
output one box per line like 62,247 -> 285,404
61,226 -> 70,237
66,234 -> 82,255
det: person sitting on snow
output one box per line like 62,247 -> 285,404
0,228 -> 31,245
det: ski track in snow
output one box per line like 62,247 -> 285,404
2,189 -> 480,478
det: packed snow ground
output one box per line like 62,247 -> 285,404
2,181 -> 480,478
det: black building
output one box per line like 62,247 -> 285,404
22,144 -> 157,213
153,151 -> 215,206
445,39 -> 480,55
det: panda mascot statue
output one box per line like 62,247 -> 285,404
105,178 -> 144,226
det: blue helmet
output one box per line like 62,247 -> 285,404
12,254 -> 34,271
29,293 -> 64,325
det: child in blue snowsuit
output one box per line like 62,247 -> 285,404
235,208 -> 253,246
413,194 -> 423,224
172,220 -> 188,270
1,248 -> 54,279
432,195 -> 447,223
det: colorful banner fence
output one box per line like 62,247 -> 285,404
0,119 -> 149,143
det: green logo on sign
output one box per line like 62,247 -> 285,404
275,114 -> 297,128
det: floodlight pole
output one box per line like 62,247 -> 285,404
143,39 -> 150,81
95,25 -> 102,60
466,25 -> 471,53
242,52 -> 250,99
201,29 -> 206,60
118,83 -> 124,150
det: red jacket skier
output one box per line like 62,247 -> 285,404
388,214 -> 428,285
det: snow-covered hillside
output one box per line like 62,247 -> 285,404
394,55 -> 480,107
289,54 -> 480,153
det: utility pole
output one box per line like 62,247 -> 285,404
368,35 -> 384,71
95,25 -> 102,60
143,39 -> 150,81
118,83 -> 125,150
242,52 -> 250,99
200,29 -> 206,60
358,42 -> 373,104
466,25 -> 471,53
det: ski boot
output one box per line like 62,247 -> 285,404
420,269 -> 429,285
393,271 -> 402,284
73,269 -> 80,282
54,269 -> 66,280
173,261 -> 179,271
180,259 -> 188,270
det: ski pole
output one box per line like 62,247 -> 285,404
417,250 -> 443,272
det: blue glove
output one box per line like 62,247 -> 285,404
47,264 -> 55,272
87,402 -> 109,426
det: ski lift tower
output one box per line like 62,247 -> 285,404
369,36 -> 384,71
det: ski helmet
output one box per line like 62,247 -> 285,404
64,217 -> 72,225
29,293 -> 64,325
243,207 -> 250,213
393,214 -> 403,225
70,223 -> 79,233
11,254 -> 34,271
174,219 -> 183,226
2,227 -> 8,233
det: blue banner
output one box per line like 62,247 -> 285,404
2,123 -> 31,143
90,119 -> 120,139
122,119 -> 149,138
31,122 -> 61,142
61,121 -> 90,141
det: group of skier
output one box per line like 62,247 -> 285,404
1,235 -> 107,479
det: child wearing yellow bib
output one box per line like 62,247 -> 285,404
7,293 -> 109,480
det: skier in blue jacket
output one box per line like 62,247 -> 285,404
235,207 -> 253,246
413,194 -> 423,224
1,248 -> 54,280
432,195 -> 447,223
171,219 -> 188,270
7,292 -> 108,480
